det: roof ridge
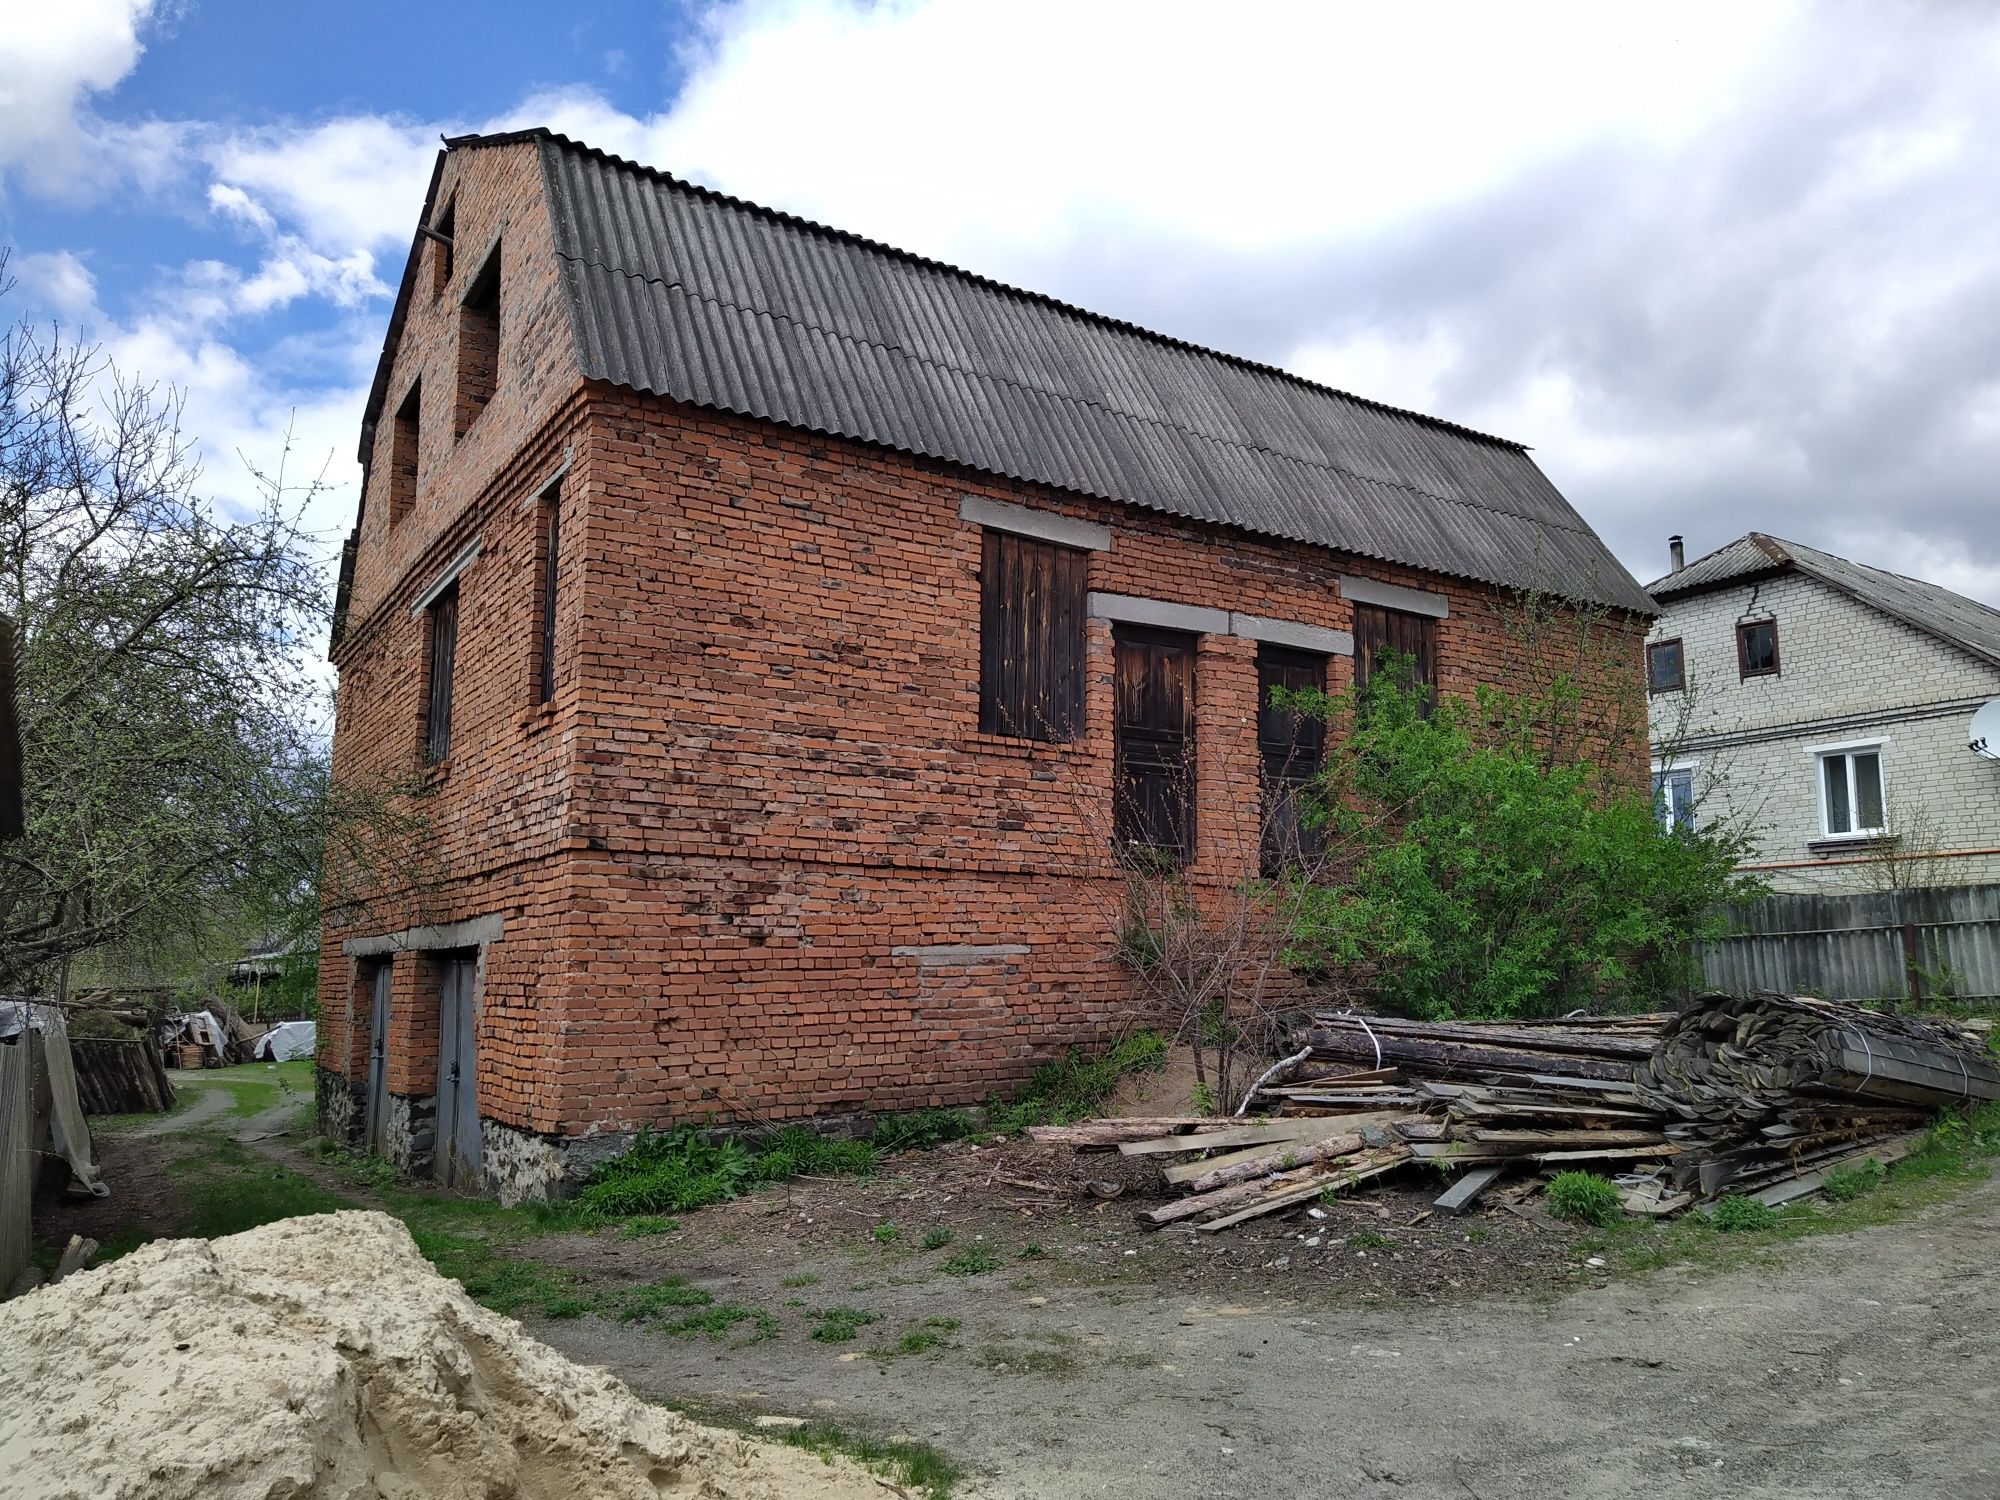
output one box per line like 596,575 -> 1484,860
447,126 -> 1532,455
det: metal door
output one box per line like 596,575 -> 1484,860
364,963 -> 392,1155
433,955 -> 482,1189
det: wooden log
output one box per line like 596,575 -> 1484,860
1183,1134 -> 1364,1195
1118,1117 -> 1377,1156
1193,1151 -> 1412,1232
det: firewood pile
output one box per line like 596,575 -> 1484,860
1027,994 -> 2000,1232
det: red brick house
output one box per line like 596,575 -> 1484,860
318,129 -> 1655,1200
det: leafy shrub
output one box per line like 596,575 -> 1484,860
1284,671 -> 1759,1019
1711,1194 -> 1778,1233
1822,1159 -> 1887,1202
1545,1171 -> 1622,1227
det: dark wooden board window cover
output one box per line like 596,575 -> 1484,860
425,583 -> 459,765
1257,646 -> 1327,875
1114,626 -> 1196,863
1647,638 -> 1685,694
1737,618 -> 1779,679
979,530 -> 1086,741
537,487 -> 560,704
1352,603 -> 1437,705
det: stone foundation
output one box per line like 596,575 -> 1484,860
315,1068 -> 364,1146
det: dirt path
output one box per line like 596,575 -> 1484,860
537,1169 -> 2000,1500
127,1082 -> 231,1137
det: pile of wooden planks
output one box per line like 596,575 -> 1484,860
1029,996 -> 1997,1232
70,1037 -> 175,1115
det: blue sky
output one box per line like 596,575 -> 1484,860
5,1 -> 1999,605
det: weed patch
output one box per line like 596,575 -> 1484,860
987,1032 -> 1166,1133
809,1305 -> 881,1343
782,1420 -> 960,1500
1711,1195 -> 1778,1233
942,1245 -> 1002,1276
1546,1171 -> 1622,1227
616,1215 -> 678,1238
1346,1231 -> 1394,1250
577,1125 -> 879,1217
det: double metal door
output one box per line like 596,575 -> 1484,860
434,955 -> 482,1189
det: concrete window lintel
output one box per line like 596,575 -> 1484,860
409,537 -> 483,617
1339,574 -> 1450,619
342,912 -> 505,958
959,496 -> 1111,552
1228,613 -> 1354,657
1088,592 -> 1231,635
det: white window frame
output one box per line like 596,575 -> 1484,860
1650,757 -> 1699,834
1805,736 -> 1889,839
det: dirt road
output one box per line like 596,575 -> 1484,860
539,1171 -> 2000,1500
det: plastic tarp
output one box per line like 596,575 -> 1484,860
252,1021 -> 316,1062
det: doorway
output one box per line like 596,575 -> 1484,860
363,961 -> 392,1155
433,952 -> 482,1189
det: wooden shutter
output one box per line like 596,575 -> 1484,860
425,584 -> 458,765
980,530 -> 1086,740
1352,603 -> 1436,704
1257,646 -> 1327,874
1114,626 -> 1196,862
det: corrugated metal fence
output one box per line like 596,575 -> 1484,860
1701,884 -> 2000,1006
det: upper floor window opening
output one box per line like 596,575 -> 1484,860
429,197 -> 456,297
389,380 -> 421,526
1647,638 -> 1685,694
455,241 -> 501,439
535,483 -> 561,705
979,529 -> 1086,741
1737,617 -> 1779,679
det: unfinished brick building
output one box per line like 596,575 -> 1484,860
317,129 -> 1657,1200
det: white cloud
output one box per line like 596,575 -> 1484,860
0,1 -> 160,198
12,250 -> 98,319
202,116 -> 441,257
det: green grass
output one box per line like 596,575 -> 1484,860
1711,1194 -> 1779,1233
616,1214 -> 678,1238
782,1420 -> 961,1500
577,1124 -> 880,1217
941,1244 -> 1002,1276
809,1305 -> 881,1342
986,1031 -> 1168,1133
920,1227 -> 953,1251
1346,1231 -> 1394,1250
871,1222 -> 900,1245
1574,1102 -> 2000,1278
782,1271 -> 822,1288
874,1318 -> 960,1358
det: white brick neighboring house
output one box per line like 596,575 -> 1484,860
1645,533 -> 2000,895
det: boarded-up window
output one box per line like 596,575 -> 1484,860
1352,603 -> 1436,704
979,530 -> 1086,740
1114,626 -> 1195,863
1257,646 -> 1327,875
424,583 -> 459,766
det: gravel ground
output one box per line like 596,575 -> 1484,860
535,1162 -> 2000,1499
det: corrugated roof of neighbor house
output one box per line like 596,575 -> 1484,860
404,130 -> 1656,614
1650,531 -> 2000,670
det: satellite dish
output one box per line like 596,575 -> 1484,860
1973,699 -> 2000,761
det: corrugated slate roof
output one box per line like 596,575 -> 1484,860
1650,532 -> 2000,670
408,130 -> 1654,613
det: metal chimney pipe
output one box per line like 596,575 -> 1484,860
1669,535 -> 1685,573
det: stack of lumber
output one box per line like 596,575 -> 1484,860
1030,996 -> 1996,1232
1633,992 -> 2000,1197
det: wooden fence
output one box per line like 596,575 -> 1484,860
1700,883 -> 2000,1008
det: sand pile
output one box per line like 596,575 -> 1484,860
0,1211 -> 892,1500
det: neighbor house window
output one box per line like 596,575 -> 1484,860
1647,638 -> 1685,694
424,582 -> 459,765
1818,745 -> 1885,837
1737,618 -> 1779,678
979,529 -> 1087,740
1353,603 -> 1436,706
455,241 -> 500,438
535,484 -> 560,704
1652,768 -> 1695,833
389,380 -> 421,525
1257,646 -> 1327,875
1113,625 -> 1196,863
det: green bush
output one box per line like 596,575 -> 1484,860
1282,670 -> 1758,1019
871,1108 -> 975,1153
1545,1171 -> 1622,1226
1711,1194 -> 1778,1233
